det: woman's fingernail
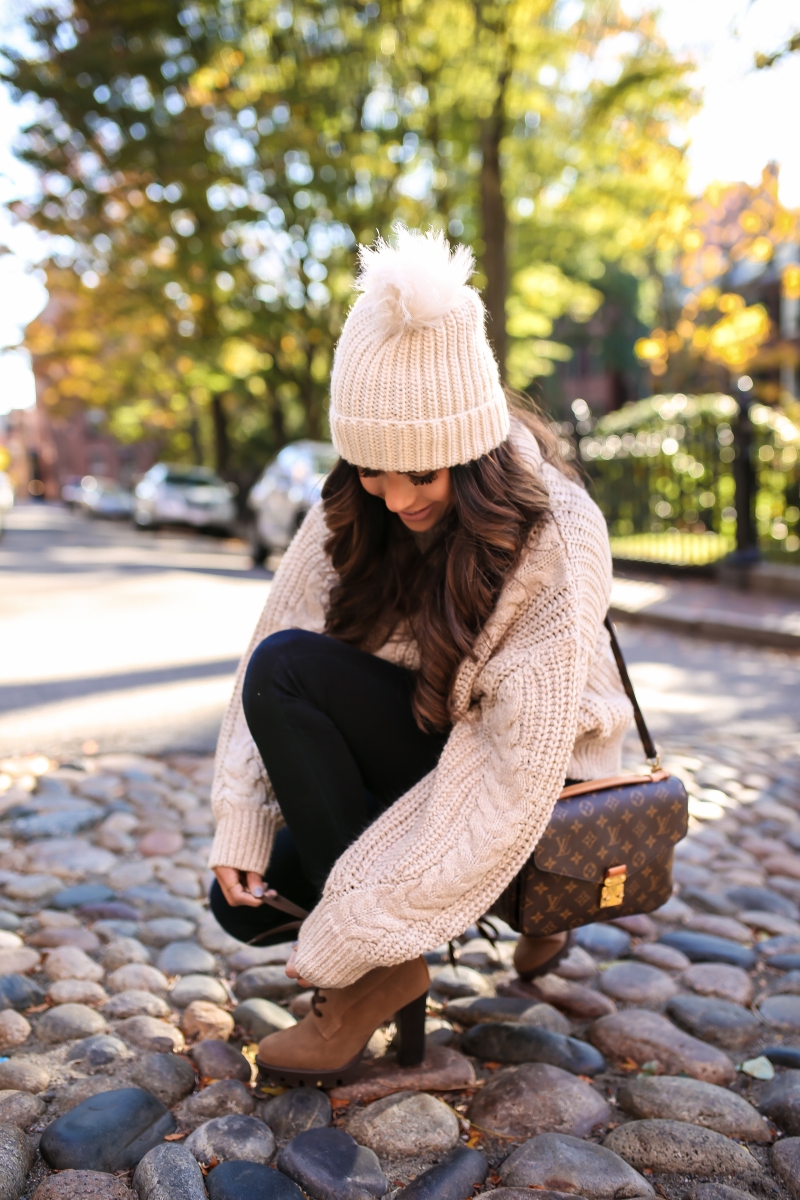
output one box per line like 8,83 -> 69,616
251,886 -> 264,898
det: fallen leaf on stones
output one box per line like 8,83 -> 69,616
619,1057 -> 640,1071
740,1056 -> 775,1080
164,1131 -> 188,1140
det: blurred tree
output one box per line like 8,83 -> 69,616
226,0 -> 695,387
754,30 -> 800,70
6,0 -> 695,484
634,166 -> 800,397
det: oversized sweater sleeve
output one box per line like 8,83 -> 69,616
295,485 -> 612,988
208,502 -> 332,874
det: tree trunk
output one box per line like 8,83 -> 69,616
480,73 -> 509,379
211,394 -> 230,476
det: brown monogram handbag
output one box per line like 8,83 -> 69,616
489,616 -> 689,937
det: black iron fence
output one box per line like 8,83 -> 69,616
573,393 -> 800,566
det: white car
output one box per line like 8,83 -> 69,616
75,476 -> 135,519
248,441 -> 338,564
134,464 -> 238,533
0,470 -> 13,535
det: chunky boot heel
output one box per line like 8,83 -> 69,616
396,989 -> 427,1068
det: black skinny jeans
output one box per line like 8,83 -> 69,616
210,629 -> 449,946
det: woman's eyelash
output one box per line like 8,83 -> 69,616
410,472 -> 438,486
358,468 -> 381,478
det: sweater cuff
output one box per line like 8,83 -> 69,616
208,807 -> 276,876
295,901 -> 381,989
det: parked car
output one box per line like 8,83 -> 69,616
75,476 -> 135,519
61,475 -> 84,507
248,440 -> 339,564
134,463 -> 238,533
0,470 -> 13,535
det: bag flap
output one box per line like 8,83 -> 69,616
533,774 -> 688,883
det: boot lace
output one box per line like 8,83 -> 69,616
311,988 -> 327,1018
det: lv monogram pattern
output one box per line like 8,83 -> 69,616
490,774 -> 688,937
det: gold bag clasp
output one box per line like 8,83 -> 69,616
599,864 -> 627,908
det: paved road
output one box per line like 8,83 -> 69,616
1,503 -> 799,759
0,503 -> 269,757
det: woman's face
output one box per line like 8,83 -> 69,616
357,466 -> 453,532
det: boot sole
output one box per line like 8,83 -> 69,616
255,1047 -> 365,1090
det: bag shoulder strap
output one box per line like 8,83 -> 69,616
604,614 -> 660,769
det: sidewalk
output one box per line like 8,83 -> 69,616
610,569 -> 800,651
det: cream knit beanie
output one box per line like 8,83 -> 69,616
329,226 -> 509,472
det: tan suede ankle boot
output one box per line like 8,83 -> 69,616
513,931 -> 570,981
255,955 -> 430,1088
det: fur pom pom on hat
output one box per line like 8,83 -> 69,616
329,226 -> 509,472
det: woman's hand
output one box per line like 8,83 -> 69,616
214,866 -> 275,908
285,945 -> 311,989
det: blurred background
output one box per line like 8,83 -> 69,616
0,0 -> 799,758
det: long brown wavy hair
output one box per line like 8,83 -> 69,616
321,398 -> 578,732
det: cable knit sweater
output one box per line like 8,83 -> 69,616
209,427 -> 632,987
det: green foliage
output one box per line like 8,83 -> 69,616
5,0 -> 696,482
582,392 -> 800,562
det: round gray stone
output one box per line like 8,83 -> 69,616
347,1091 -> 460,1157
759,994 -> 800,1032
682,963 -> 754,1006
232,998 -> 296,1040
170,974 -> 228,1008
156,942 -> 215,976
133,1142 -> 207,1200
666,995 -> 760,1049
466,1062 -> 611,1139
400,1146 -> 488,1200
130,1052 -> 197,1109
618,1075 -> 771,1141
573,924 -> 631,959
499,1131 -> 653,1197
190,1039 -> 251,1082
604,1119 -> 761,1178
632,943 -> 691,971
185,1113 -> 275,1166
443,996 -> 569,1033
588,1011 -> 736,1085
100,939 -> 151,972
0,1057 -> 50,1093
260,1088 -> 331,1141
0,1123 -> 34,1200
102,990 -> 171,1020
138,918 -> 197,947
116,1016 -> 184,1053
37,1003 -> 107,1044
40,1086 -> 176,1172
461,1023 -> 606,1075
106,964 -> 169,995
205,1160 -> 305,1200
758,1069 -> 800,1134
772,1137 -> 800,1197
598,962 -> 678,1006
232,966 -> 300,1002
0,1088 -> 46,1129
66,1034 -> 130,1070
179,1080 -> 255,1127
276,1127 -> 387,1200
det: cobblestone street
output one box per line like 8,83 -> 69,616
1,707 -> 800,1197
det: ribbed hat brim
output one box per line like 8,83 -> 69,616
331,393 -> 509,472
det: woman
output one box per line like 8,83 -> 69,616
209,227 -> 632,1087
